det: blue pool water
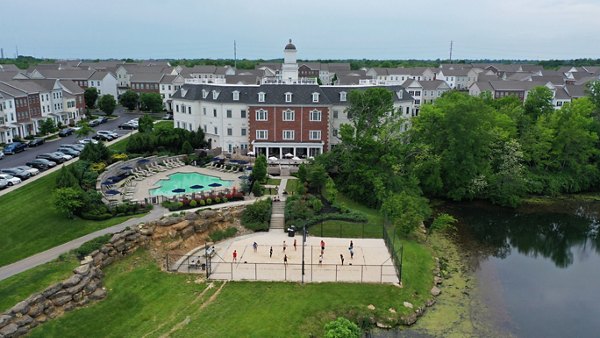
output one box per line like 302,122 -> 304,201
149,172 -> 233,196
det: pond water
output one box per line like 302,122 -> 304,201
446,201 -> 600,338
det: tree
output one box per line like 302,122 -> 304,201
98,94 -> 116,116
119,90 -> 139,111
80,142 -> 111,163
585,80 -> 600,115
54,187 -> 83,219
306,163 -> 329,194
181,140 -> 193,154
324,317 -> 361,338
524,86 -> 554,120
428,213 -> 457,238
55,166 -> 80,189
252,155 -> 267,183
138,114 -> 154,133
38,118 -> 57,135
84,87 -> 98,109
382,191 -> 431,236
75,122 -> 94,138
140,92 -> 163,112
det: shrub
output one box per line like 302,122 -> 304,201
223,197 -> 228,203
90,162 -> 106,173
199,199 -> 206,206
241,199 -> 272,231
189,200 -> 197,208
209,227 -> 238,242
74,234 -> 111,259
252,182 -> 264,197
206,198 -> 212,205
111,153 -> 128,162
215,197 -> 221,203
324,317 -> 361,338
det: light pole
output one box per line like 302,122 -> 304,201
301,225 -> 307,284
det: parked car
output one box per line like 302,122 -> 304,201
58,128 -> 74,137
93,133 -> 112,141
0,168 -> 30,180
0,178 -> 8,189
163,113 -> 173,120
14,165 -> 40,176
37,153 -> 66,163
98,130 -> 119,138
57,147 -> 80,157
28,138 -> 45,147
26,159 -> 56,170
3,142 -> 28,154
89,119 -> 101,127
119,122 -> 138,130
78,138 -> 99,145
0,151 -> 4,160
52,151 -> 73,161
97,116 -> 109,124
0,174 -> 20,186
61,144 -> 85,151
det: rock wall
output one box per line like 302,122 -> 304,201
0,207 -> 244,338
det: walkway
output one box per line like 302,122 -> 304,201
269,177 -> 289,232
0,206 -> 166,282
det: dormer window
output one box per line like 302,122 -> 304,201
212,90 -> 219,100
202,89 -> 208,99
285,92 -> 292,103
312,92 -> 320,103
232,90 -> 239,101
397,91 -> 403,99
339,91 -> 347,102
258,92 -> 265,103
181,88 -> 188,97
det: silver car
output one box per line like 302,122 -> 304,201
52,151 -> 73,161
0,177 -> 8,189
13,165 -> 40,176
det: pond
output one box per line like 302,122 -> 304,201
446,201 -> 600,338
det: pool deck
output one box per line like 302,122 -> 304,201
132,165 -> 242,201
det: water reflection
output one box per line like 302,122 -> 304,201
446,201 -> 600,269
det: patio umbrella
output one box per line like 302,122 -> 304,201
284,153 -> 294,158
105,189 -> 121,195
238,175 -> 250,180
120,165 -> 134,170
137,158 -> 150,164
101,180 -> 113,185
292,156 -> 301,161
268,156 -> 278,161
208,183 -> 222,187
247,151 -> 255,156
172,188 -> 186,193
190,185 -> 204,189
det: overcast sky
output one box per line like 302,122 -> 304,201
1,0 -> 599,60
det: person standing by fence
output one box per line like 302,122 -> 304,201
321,240 -> 325,252
349,247 -> 354,259
293,238 -> 297,251
233,250 -> 237,262
253,242 -> 258,252
269,246 -> 273,258
283,240 -> 287,252
284,254 -> 288,266
340,254 -> 344,265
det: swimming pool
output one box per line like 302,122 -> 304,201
149,172 -> 233,196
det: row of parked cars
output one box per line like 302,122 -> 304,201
0,143 -> 86,189
119,118 -> 139,130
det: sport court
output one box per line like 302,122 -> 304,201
178,231 -> 399,284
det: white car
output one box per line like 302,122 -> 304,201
52,151 -> 73,161
78,138 -> 99,145
0,174 -> 21,186
97,130 -> 119,139
14,165 -> 40,176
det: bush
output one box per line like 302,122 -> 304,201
324,317 -> 361,338
90,162 -> 106,172
252,182 -> 264,197
209,227 -> 238,242
241,199 -> 272,231
189,200 -> 197,208
206,198 -> 212,205
74,234 -> 111,259
111,153 -> 128,162
199,199 -> 206,206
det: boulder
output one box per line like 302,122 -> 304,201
376,322 -> 391,329
15,325 -> 31,337
25,294 -> 44,306
181,225 -> 195,238
139,228 -> 154,236
27,303 -> 44,318
0,314 -> 12,327
10,301 -> 29,315
35,315 -> 48,324
367,304 -> 375,310
402,313 -> 418,326
100,246 -> 111,254
431,286 -> 441,297
109,233 -> 125,243
126,233 -> 141,242
63,302 -> 75,312
84,279 -> 100,293
73,264 -> 91,276
89,288 -> 107,300
51,294 -> 72,307
434,276 -> 443,285
172,220 -> 189,232
403,301 -> 413,309
42,283 -> 63,298
62,274 -> 82,288
426,298 -> 436,307
13,315 -> 32,327
72,292 -> 84,303
185,213 -> 199,221
92,252 -> 105,266
0,323 -> 18,337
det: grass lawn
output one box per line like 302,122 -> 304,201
30,245 -> 434,337
0,172 -> 141,267
0,254 -> 79,312
285,178 -> 300,194
316,220 -> 382,238
266,178 -> 281,186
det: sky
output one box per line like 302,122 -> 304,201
1,0 -> 599,61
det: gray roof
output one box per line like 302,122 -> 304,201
505,72 -> 533,81
476,74 -> 500,82
284,39 -> 296,50
565,84 -> 586,98
554,86 -> 571,100
0,80 -> 48,94
59,80 -> 84,95
488,80 -> 546,91
225,75 -> 260,85
320,85 -> 412,104
440,68 -> 470,76
0,82 -> 27,97
532,75 -> 565,85
420,80 -> 450,91
471,81 -> 494,92
440,63 -> 473,70
130,73 -> 165,83
34,69 -> 95,80
0,64 -> 20,72
160,75 -> 178,84
336,73 -> 370,85
79,61 -> 125,70
88,71 -> 110,81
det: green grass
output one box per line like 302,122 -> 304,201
29,246 -> 434,337
0,254 -> 79,312
266,178 -> 281,186
108,136 -> 130,153
0,172 -> 141,267
316,220 -> 381,238
285,178 -> 301,194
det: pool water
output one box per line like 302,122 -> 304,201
149,172 -> 233,196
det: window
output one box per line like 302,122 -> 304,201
203,125 -> 207,132
226,110 -> 232,118
256,130 -> 268,140
256,109 -> 267,121
213,109 -> 217,117
309,130 -> 321,140
202,89 -> 208,98
214,127 -> 218,135
415,99 -> 421,105
283,109 -> 295,121
312,92 -> 320,103
241,128 -> 247,136
415,91 -> 421,96
405,107 -> 410,115
176,105 -> 179,113
212,90 -> 219,99
232,91 -> 239,101
162,85 -> 165,90
203,107 -> 206,115
333,110 -> 339,119
333,128 -> 338,137
258,92 -> 265,102
309,110 -> 321,121
168,85 -> 172,90
282,130 -> 295,140
241,110 -> 247,118
285,92 -> 292,103
227,128 -> 233,136
188,107 -> 191,114
339,91 -> 347,101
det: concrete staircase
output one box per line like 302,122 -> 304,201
270,201 -> 285,231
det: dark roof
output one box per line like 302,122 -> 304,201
320,85 -> 412,104
284,39 -> 296,50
